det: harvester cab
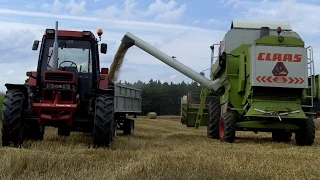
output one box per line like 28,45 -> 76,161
1,21 -> 122,148
115,19 -> 318,146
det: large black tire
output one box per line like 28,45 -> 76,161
207,98 -> 220,139
295,116 -> 315,146
1,89 -> 26,147
272,131 -> 292,142
219,113 -> 236,143
123,119 -> 134,135
24,123 -> 45,140
93,94 -> 115,148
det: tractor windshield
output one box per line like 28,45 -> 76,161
45,39 -> 92,73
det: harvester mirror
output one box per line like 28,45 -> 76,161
101,43 -> 107,54
32,40 -> 40,50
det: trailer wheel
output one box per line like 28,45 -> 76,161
219,113 -> 236,143
123,119 -> 134,135
1,89 -> 26,147
207,98 -> 220,139
25,123 -> 45,140
272,131 -> 292,142
295,116 -> 315,146
93,94 -> 114,148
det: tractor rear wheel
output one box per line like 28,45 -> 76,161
1,89 -> 26,147
93,94 -> 114,148
123,119 -> 134,135
207,98 -> 220,139
272,131 -> 292,142
295,116 -> 315,146
219,113 -> 236,143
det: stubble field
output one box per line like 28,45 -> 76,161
0,112 -> 320,180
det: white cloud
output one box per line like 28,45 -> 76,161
0,7 -> 224,91
154,4 -> 186,23
227,0 -> 320,37
41,0 -> 64,13
66,0 -> 87,15
1,0 -> 320,92
207,19 -> 219,25
93,0 -> 186,22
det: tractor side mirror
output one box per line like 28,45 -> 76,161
32,40 -> 40,50
101,43 -> 107,54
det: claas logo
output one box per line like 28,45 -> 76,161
257,52 -> 302,62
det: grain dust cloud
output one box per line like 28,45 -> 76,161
109,42 -> 129,82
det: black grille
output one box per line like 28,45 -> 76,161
45,72 -> 73,82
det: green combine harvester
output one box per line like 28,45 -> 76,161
119,19 -> 319,146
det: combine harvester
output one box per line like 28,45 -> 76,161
118,19 -> 319,146
1,21 -> 141,148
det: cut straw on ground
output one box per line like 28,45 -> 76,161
0,117 -> 319,180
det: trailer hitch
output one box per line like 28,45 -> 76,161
253,108 -> 300,121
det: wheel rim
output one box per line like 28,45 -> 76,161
220,120 -> 225,138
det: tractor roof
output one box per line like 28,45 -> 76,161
231,19 -> 292,31
44,29 -> 96,39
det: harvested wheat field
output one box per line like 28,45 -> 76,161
0,117 -> 320,180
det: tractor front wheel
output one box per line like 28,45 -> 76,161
1,89 -> 26,147
58,126 -> 71,136
219,113 -> 236,143
207,98 -> 220,139
25,123 -> 45,141
93,94 -> 115,148
295,116 -> 315,146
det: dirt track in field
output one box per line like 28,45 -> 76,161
0,116 -> 320,180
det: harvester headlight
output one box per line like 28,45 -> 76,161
46,83 -> 54,88
63,84 -> 71,89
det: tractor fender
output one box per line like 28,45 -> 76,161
5,83 -> 28,92
4,83 -> 31,108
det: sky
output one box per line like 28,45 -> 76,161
0,0 -> 320,92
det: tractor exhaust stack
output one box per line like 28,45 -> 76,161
51,21 -> 59,70
121,32 -> 222,91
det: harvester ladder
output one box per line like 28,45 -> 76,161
194,87 -> 209,129
302,46 -> 316,108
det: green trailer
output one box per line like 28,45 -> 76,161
180,93 -> 218,127
118,19 -> 319,146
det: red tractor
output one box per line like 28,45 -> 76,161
1,21 -> 140,148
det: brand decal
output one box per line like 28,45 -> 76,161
257,52 -> 302,62
56,104 -> 72,107
272,62 -> 288,76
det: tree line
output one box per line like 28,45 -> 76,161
118,79 -> 202,116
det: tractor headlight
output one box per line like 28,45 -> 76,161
63,84 -> 71,89
46,83 -> 54,88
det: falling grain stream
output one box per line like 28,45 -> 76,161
109,42 -> 129,82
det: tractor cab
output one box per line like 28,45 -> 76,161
31,28 -> 107,103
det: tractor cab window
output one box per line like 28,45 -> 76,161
45,39 -> 92,73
